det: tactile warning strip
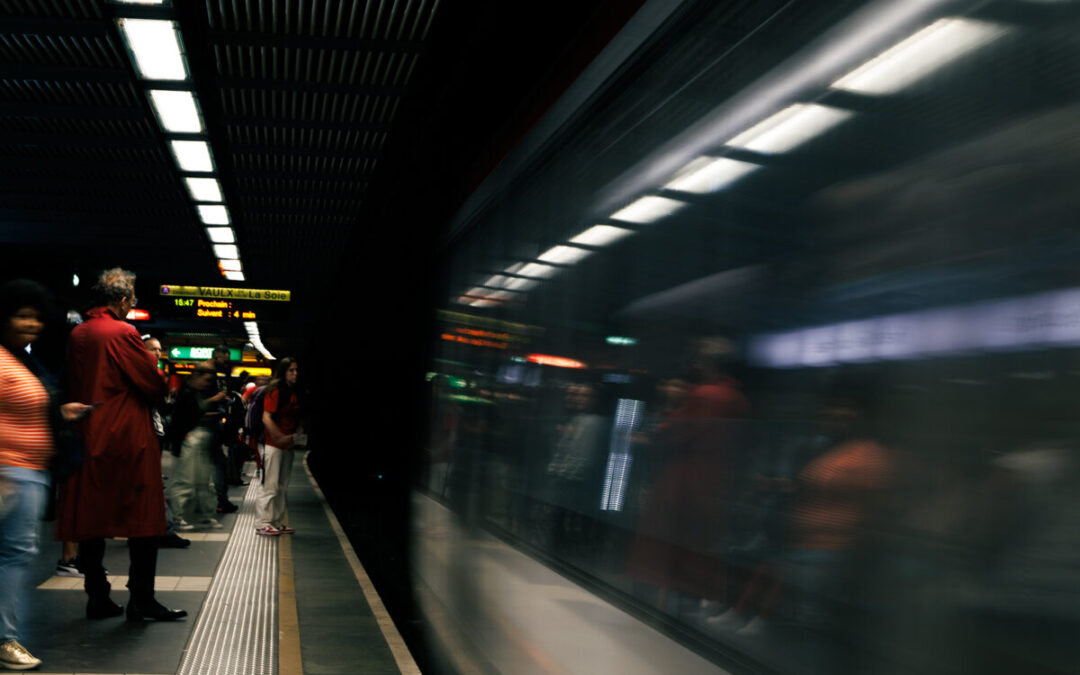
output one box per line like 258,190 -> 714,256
176,480 -> 277,675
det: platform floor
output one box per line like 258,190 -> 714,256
12,450 -> 414,675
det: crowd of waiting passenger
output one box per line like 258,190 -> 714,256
0,269 -> 305,671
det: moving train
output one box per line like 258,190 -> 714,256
415,0 -> 1080,672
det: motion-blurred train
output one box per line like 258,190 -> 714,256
415,0 -> 1080,672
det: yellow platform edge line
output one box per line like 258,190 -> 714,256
302,452 -> 421,675
279,531 -> 304,675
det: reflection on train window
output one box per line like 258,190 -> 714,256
420,0 -> 1080,673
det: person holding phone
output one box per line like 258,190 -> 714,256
55,268 -> 186,623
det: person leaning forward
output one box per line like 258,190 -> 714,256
54,268 -> 187,621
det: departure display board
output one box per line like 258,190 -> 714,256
160,296 -> 290,322
159,285 -> 290,302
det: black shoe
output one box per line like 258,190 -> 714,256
87,597 -> 124,619
126,600 -> 187,622
158,533 -> 192,548
216,501 -> 239,514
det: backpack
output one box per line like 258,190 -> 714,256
244,385 -> 268,442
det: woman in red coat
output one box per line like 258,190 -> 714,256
55,268 -> 187,621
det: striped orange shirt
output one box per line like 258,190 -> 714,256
790,439 -> 891,551
0,346 -> 54,470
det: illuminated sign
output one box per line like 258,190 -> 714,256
232,366 -> 271,377
126,309 -> 152,321
526,354 -> 586,369
441,333 -> 508,350
159,285 -> 291,302
163,297 -> 284,322
750,285 -> 1080,368
605,336 -> 637,346
168,346 -> 242,361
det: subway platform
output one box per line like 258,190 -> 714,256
14,451 -> 417,675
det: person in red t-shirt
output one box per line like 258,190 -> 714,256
254,358 -> 301,536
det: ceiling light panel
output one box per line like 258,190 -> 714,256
185,177 -> 222,202
831,18 -> 1008,95
538,246 -> 593,265
664,157 -> 761,193
517,263 -> 559,279
610,196 -> 687,224
118,19 -> 187,81
148,90 -> 202,133
224,271 -> 245,281
726,103 -> 853,154
170,140 -> 214,172
503,277 -> 540,292
198,204 -> 230,225
206,227 -> 235,243
218,259 -> 243,272
213,244 -> 239,259
570,225 -> 635,247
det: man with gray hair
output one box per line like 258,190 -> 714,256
55,268 -> 187,621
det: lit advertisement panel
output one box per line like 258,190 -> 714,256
751,286 -> 1080,368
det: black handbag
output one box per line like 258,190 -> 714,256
51,425 -> 85,482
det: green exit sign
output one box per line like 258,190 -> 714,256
168,346 -> 242,361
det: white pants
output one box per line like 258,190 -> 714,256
255,444 -> 294,528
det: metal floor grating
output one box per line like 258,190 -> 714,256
176,479 -> 278,675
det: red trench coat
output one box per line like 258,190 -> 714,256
55,307 -> 167,541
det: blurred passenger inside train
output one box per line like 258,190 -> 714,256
0,279 -> 93,670
55,267 -> 186,622
423,374 -> 458,500
626,339 -> 750,617
719,378 -> 893,648
255,357 -> 302,536
168,365 -> 226,533
541,382 -> 608,559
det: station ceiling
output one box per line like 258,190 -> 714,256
0,0 -> 641,356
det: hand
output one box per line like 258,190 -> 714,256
61,403 -> 94,422
279,434 -> 296,451
206,391 -> 227,403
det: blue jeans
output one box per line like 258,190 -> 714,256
0,466 -> 49,642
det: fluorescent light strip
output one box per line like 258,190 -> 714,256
503,277 -> 539,291
149,89 -> 202,133
570,225 -> 635,247
538,245 -> 592,265
218,259 -> 242,272
118,19 -> 187,81
664,157 -> 760,194
198,204 -> 230,225
214,243 -> 239,259
727,103 -> 853,154
831,18 -> 1008,95
224,271 -> 245,281
186,177 -> 222,202
170,140 -> 213,172
610,196 -> 687,224
206,227 -> 235,243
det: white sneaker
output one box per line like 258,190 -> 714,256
174,519 -> 195,531
705,608 -> 745,631
0,640 -> 42,670
196,518 -> 224,530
